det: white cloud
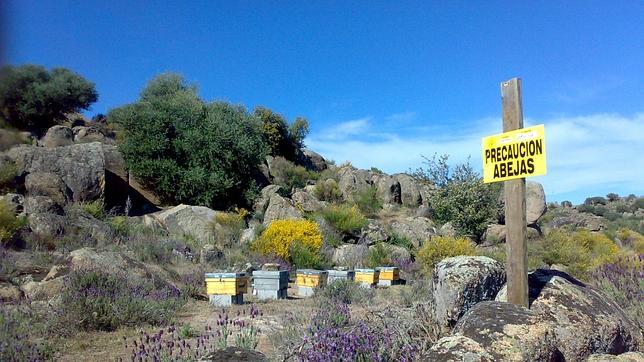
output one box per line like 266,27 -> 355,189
321,117 -> 371,140
308,113 -> 644,203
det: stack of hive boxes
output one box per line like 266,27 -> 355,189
252,270 -> 289,300
376,266 -> 400,286
205,272 -> 247,306
296,269 -> 328,297
327,269 -> 355,284
355,268 -> 379,288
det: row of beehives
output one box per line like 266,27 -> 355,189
205,267 -> 400,306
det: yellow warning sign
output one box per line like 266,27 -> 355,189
482,124 -> 546,183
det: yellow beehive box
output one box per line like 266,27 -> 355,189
296,269 -> 327,288
355,269 -> 379,284
376,267 -> 400,281
205,272 -> 247,295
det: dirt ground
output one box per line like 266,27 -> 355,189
55,283 -> 407,361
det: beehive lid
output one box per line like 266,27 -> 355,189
327,269 -> 355,276
355,268 -> 377,273
375,266 -> 399,271
253,270 -> 289,278
205,272 -> 246,279
297,269 -> 328,275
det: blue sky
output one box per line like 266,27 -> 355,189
3,1 -> 643,203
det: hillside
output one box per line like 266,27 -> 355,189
0,120 -> 642,360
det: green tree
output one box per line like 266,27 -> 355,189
108,73 -> 267,209
0,65 -> 98,135
254,106 -> 309,160
412,154 -> 501,241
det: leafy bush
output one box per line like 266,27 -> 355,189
0,199 -> 25,245
313,178 -> 343,203
322,204 -> 367,234
366,242 -> 392,268
57,268 -> 183,332
209,211 -> 246,246
107,215 -> 129,238
0,161 -> 18,193
316,279 -> 375,305
606,193 -> 620,202
0,305 -> 54,361
0,65 -> 98,134
412,154 -> 500,241
254,106 -> 309,160
125,306 -> 262,360
615,228 -> 644,254
297,303 -> 415,361
270,157 -> 316,191
81,199 -> 105,220
109,73 -> 267,209
635,197 -> 644,210
289,240 -> 329,269
584,196 -> 607,206
588,255 -> 643,330
252,219 -> 322,261
536,230 -> 619,278
416,236 -> 476,273
352,186 -> 383,216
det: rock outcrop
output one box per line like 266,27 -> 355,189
425,335 -> 494,362
7,143 -> 105,203
153,204 -> 218,241
495,269 -> 642,360
453,301 -> 561,361
389,216 -> 437,248
498,180 -> 546,225
39,125 -> 74,148
432,256 -> 506,330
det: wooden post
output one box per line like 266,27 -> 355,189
501,78 -> 529,307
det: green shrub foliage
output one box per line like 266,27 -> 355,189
254,106 -> 309,160
109,73 -> 267,209
412,154 -> 500,241
0,65 -> 98,134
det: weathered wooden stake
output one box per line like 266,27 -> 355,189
501,78 -> 529,307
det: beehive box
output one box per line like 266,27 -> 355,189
296,269 -> 328,297
253,270 -> 289,300
354,268 -> 379,287
205,272 -> 247,296
376,266 -> 400,286
327,270 -> 355,284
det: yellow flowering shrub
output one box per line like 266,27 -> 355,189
539,229 -> 619,278
417,236 -> 477,273
252,219 -> 323,260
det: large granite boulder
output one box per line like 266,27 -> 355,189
392,173 -> 424,207
39,125 -> 74,148
432,256 -> 506,330
291,189 -> 326,212
301,149 -> 328,171
373,174 -> 401,205
68,247 -> 176,290
495,269 -> 642,360
586,352 -> 644,361
262,194 -> 302,225
24,172 -> 71,205
359,220 -> 389,245
453,301 -> 562,361
332,244 -> 369,268
198,347 -> 267,362
499,180 -> 546,225
7,143 -> 105,202
337,166 -> 372,199
389,216 -> 437,248
153,204 -> 218,242
425,335 -> 494,362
